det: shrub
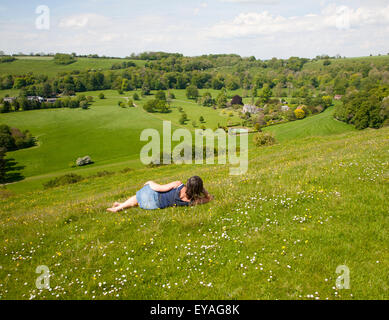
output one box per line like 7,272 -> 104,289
143,99 -> 169,113
98,93 -> 105,99
80,101 -> 89,110
0,56 -> 16,63
199,92 -> 214,107
155,90 -> 166,101
254,123 -> 261,132
133,92 -> 140,101
91,171 -> 114,178
286,109 -> 297,121
253,132 -> 276,147
43,174 -> 83,189
141,85 -> 150,96
294,108 -> 305,119
0,147 -> 6,183
0,132 -> 16,151
53,53 -> 76,65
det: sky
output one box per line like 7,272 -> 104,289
0,0 -> 388,59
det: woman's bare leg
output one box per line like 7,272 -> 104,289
107,195 -> 138,212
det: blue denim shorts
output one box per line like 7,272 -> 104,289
136,185 -> 160,210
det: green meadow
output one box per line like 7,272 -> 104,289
0,55 -> 388,300
0,56 -> 144,78
1,89 -> 241,192
264,104 -> 355,142
0,124 -> 388,299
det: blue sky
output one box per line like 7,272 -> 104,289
0,0 -> 388,59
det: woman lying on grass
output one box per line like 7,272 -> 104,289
107,176 -> 213,212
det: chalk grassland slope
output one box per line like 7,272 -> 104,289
263,104 -> 355,142
0,56 -> 145,78
0,126 -> 388,299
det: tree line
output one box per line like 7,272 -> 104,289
0,52 -> 388,128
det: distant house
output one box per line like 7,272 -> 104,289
27,96 -> 44,102
334,95 -> 343,100
3,97 -> 16,103
281,105 -> 289,111
243,104 -> 260,114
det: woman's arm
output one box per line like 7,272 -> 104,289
145,181 -> 182,192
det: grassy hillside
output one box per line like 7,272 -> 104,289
0,57 -> 145,78
1,89 -> 241,192
0,126 -> 388,300
264,104 -> 355,142
303,55 -> 389,71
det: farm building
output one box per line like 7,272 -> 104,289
281,105 -> 289,111
3,97 -> 16,103
243,104 -> 261,114
27,96 -> 45,102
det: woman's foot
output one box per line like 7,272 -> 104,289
106,207 -> 121,213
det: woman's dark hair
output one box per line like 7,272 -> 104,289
185,176 -> 205,202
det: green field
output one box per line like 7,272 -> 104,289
0,57 -> 145,78
0,54 -> 388,300
264,104 -> 356,142
0,89 -> 241,192
303,55 -> 389,71
0,123 -> 388,299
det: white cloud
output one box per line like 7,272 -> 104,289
59,13 -> 110,29
206,4 -> 389,39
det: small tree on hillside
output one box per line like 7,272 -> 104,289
155,90 -> 166,101
259,84 -> 272,103
231,95 -> 243,106
199,92 -> 214,107
186,85 -> 199,100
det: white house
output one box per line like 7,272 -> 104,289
27,96 -> 45,102
281,105 -> 289,111
3,97 -> 16,103
243,104 -> 260,114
